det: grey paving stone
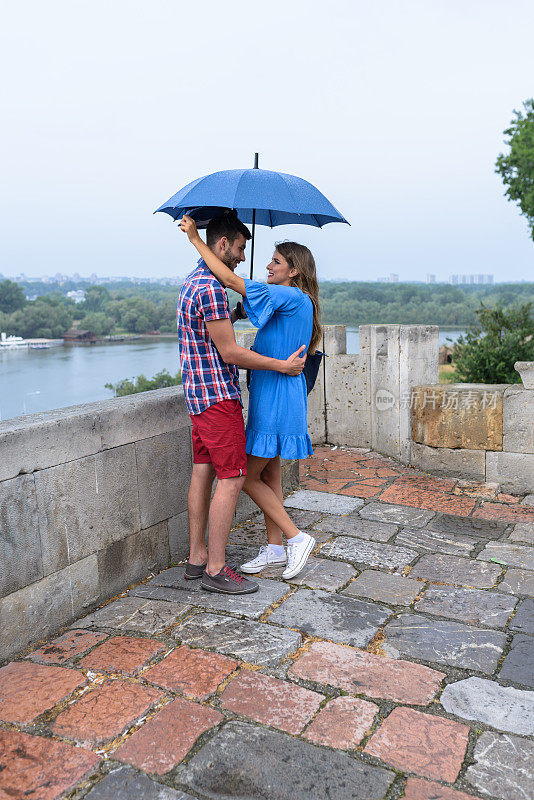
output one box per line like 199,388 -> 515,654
85,766 -> 192,799
284,490 -> 364,514
268,588 -> 391,647
427,512 -> 508,539
509,523 -> 534,544
395,527 -> 475,557
478,542 -> 534,571
499,634 -> 534,688
498,568 -> 534,596
359,502 -> 435,527
383,613 -> 506,672
415,586 -> 517,628
75,596 -> 191,633
320,537 -> 418,571
285,557 -> 356,590
227,525 -> 267,546
441,677 -> 534,735
179,721 -> 394,800
522,495 -> 534,506
287,509 -> 325,529
129,573 -> 287,620
311,515 -> 396,541
466,731 -> 534,800
508,598 -> 534,634
173,612 -> 301,667
341,570 -> 422,606
410,553 -> 502,588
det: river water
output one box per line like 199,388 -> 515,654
0,327 -> 464,422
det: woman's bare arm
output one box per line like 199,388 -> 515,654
179,215 -> 246,296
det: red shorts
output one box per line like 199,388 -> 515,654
191,399 -> 247,479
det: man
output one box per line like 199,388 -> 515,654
177,210 -> 306,595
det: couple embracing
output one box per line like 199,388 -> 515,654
178,210 -> 320,595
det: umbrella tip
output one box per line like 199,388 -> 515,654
254,152 -> 259,169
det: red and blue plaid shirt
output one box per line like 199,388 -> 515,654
177,259 -> 242,415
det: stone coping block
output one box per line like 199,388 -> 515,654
441,677 -> 534,735
486,451 -> 534,495
0,386 -> 187,482
284,490 -> 364,514
0,473 -> 43,598
410,442 -> 486,481
503,386 -> 534,454
179,720 -> 395,800
465,731 -> 534,800
411,383 -> 504,451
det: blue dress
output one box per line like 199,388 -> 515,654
243,278 -> 314,460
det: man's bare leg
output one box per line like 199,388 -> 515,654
187,462 -> 216,565
206,474 -> 246,575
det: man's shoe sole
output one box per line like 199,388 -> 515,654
282,537 -> 315,580
200,582 -> 259,595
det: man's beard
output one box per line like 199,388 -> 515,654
221,244 -> 236,270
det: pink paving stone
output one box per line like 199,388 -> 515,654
78,636 -> 165,674
220,669 -> 323,735
403,777 -> 476,800
51,679 -> 163,744
0,728 -> 100,800
364,707 -> 469,782
144,644 -> 238,698
288,641 -> 445,704
302,696 -> 378,749
28,630 -> 108,664
472,502 -> 534,522
0,661 -> 86,724
114,696 -> 222,774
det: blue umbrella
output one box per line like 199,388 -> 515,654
155,154 -> 348,278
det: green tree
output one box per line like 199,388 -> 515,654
452,302 -> 534,384
105,369 -> 181,397
496,99 -> 534,241
82,311 -> 115,336
83,285 -> 111,312
7,300 -> 73,338
0,280 -> 26,313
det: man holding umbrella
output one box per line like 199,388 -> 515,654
178,210 -> 306,595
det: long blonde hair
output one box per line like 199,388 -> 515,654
275,241 -> 322,354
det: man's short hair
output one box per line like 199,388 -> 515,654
206,210 -> 251,249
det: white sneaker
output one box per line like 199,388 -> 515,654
282,532 -> 315,579
240,545 -> 287,574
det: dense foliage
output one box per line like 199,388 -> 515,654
496,99 -> 534,241
452,302 -> 534,383
105,369 -> 182,396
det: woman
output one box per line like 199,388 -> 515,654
180,214 -> 321,579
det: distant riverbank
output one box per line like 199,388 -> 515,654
0,328 -> 465,421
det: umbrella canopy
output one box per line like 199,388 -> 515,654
155,156 -> 349,277
155,167 -> 349,229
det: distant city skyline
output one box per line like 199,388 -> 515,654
1,1 -> 533,283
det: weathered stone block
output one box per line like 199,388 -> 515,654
173,612 -> 302,667
136,430 -> 191,528
499,633 -> 534,688
0,404 -> 103,482
486,451 -> 534,494
284,490 -> 363,514
446,675 -> 534,737
99,387 -> 189,449
323,325 -> 347,355
359,501 -> 435,527
395,527 -> 475,557
98,522 -> 170,600
412,383 -> 504,450
410,441 -> 486,480
84,766 -> 193,800
0,555 -> 100,661
34,445 -> 140,575
307,359 -> 326,445
313,515 -> 396,541
180,721 -> 395,800
399,325 -> 439,462
268,588 -> 391,647
428,512 -> 507,538
466,731 -> 534,800
320,537 -> 418,571
286,556 -> 356,590
508,598 -> 534,634
498,567 -> 534,595
503,386 -> 534,454
76,596 -> 190,633
0,474 -> 43,597
478,541 -> 534,571
383,613 -> 506,672
370,325 -> 401,458
410,553 -> 502,588
414,586 -> 516,628
326,355 -> 371,448
168,510 -> 189,562
342,570 -> 422,606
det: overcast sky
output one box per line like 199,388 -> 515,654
1,0 -> 533,283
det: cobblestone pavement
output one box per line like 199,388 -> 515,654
1,446 -> 534,800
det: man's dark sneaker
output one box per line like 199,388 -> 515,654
184,561 -> 207,580
201,564 -> 259,594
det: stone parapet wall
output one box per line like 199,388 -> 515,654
0,388 -> 298,661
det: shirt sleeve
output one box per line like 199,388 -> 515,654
243,279 -> 303,329
197,282 -> 230,322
